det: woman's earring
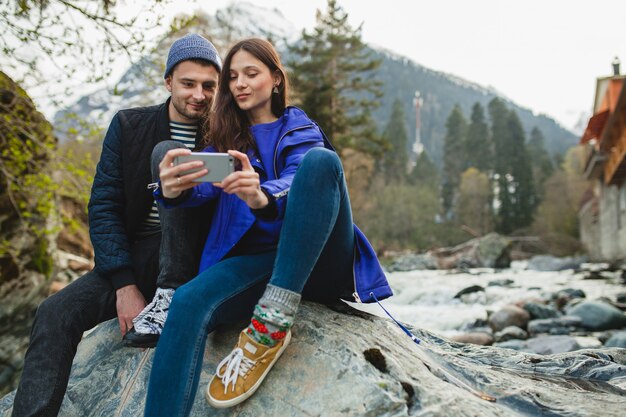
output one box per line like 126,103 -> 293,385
272,85 -> 279,94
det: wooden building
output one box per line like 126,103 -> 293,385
579,58 -> 626,260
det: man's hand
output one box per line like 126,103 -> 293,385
116,285 -> 146,336
159,148 -> 208,199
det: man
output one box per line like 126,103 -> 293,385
11,33 -> 221,417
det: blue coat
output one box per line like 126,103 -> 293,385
156,107 -> 392,303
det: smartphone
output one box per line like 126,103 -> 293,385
174,152 -> 235,183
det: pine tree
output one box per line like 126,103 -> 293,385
489,97 -> 515,233
409,150 -> 439,190
527,127 -> 554,200
507,110 -> 536,229
465,102 -> 491,172
380,99 -> 409,181
288,0 -> 385,155
489,97 -> 537,233
441,104 -> 467,216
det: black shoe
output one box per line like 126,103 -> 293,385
123,327 -> 160,348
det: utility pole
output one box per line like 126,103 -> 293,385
409,90 -> 424,170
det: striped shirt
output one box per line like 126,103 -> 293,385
138,121 -> 198,235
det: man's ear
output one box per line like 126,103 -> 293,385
165,76 -> 173,93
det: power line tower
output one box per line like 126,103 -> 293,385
409,90 -> 424,170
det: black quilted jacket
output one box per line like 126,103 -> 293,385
87,100 -> 172,289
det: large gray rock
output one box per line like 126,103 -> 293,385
526,255 -> 586,271
488,305 -> 531,332
450,332 -> 494,346
494,326 -> 528,342
2,302 -> 626,416
527,316 -> 584,336
523,302 -> 559,320
386,253 -> 438,272
567,301 -> 626,331
432,233 -> 512,270
497,335 -> 583,355
605,331 -> 626,348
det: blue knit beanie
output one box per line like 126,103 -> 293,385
164,34 -> 222,78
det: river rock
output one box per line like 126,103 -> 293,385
567,301 -> 626,331
450,332 -> 494,346
387,253 -> 438,272
527,316 -> 584,336
494,326 -> 528,342
487,279 -> 514,287
526,255 -> 586,271
553,288 -> 586,310
616,292 -> 626,304
604,331 -> 626,348
431,233 -> 512,269
453,285 -> 485,299
488,305 -> 531,333
2,302 -> 626,417
554,288 -> 586,300
526,336 -> 582,355
498,335 -> 582,355
523,302 -> 559,320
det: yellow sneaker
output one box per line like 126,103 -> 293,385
206,329 -> 291,408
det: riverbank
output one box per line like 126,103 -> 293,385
351,259 -> 626,354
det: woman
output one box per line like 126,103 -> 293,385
144,38 -> 391,415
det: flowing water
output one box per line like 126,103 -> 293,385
352,261 -> 625,339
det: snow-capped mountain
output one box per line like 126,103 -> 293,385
54,1 -> 576,161
54,2 -> 298,132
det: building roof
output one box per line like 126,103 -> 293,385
580,110 -> 609,144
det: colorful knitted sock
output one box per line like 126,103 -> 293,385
246,284 -> 301,347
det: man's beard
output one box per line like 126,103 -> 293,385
174,98 -> 212,122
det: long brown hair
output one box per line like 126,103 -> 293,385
201,38 -> 289,152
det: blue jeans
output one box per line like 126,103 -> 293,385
11,234 -> 161,417
144,148 -> 355,416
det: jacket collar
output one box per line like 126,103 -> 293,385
155,98 -> 172,144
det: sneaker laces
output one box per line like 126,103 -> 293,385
132,288 -> 174,334
216,348 -> 256,394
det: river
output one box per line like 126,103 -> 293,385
351,261 -> 625,340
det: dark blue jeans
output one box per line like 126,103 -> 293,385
11,234 -> 161,417
144,147 -> 355,416
150,141 -> 212,290
11,142 -> 207,417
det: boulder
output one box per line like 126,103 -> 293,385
3,302 -> 624,417
526,255 -> 586,271
487,279 -> 514,287
386,253 -> 438,272
494,326 -> 528,342
527,316 -> 584,336
450,332 -> 494,346
453,285 -> 485,299
523,302 -> 559,320
496,335 -> 582,355
604,331 -> 626,348
567,301 -> 626,331
431,233 -> 512,270
524,336 -> 582,355
488,305 -> 531,333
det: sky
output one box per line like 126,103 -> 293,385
11,0 -> 625,133
126,0 -> 626,133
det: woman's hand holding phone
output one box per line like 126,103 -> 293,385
217,150 -> 269,209
159,148 -> 208,198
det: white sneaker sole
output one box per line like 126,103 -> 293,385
205,331 -> 292,408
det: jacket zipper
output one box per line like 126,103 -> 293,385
351,245 -> 361,303
273,124 -> 314,178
